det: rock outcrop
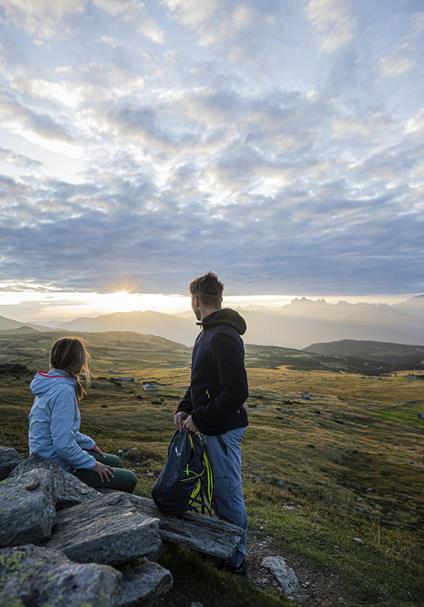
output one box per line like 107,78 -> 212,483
0,451 -> 245,606
45,492 -> 162,565
0,468 -> 57,547
10,453 -> 100,507
0,545 -> 172,607
0,446 -> 23,480
0,544 -> 121,607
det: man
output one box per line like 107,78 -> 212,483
174,272 -> 249,575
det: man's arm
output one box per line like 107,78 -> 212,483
176,385 -> 193,415
191,332 -> 248,432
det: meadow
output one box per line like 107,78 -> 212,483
1,330 -> 423,607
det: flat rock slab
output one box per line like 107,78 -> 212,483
10,454 -> 100,507
0,468 -> 57,547
109,492 -> 243,560
45,492 -> 162,566
0,544 -> 121,607
115,559 -> 173,606
0,446 -> 24,480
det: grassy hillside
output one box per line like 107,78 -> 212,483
0,329 -> 400,376
1,332 -> 424,606
305,339 -> 424,368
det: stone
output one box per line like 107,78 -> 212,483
115,492 -> 244,561
45,492 -> 162,566
0,468 -> 57,547
114,559 -> 173,606
151,398 -> 163,404
0,446 -> 24,480
9,454 -> 100,508
261,556 -> 300,598
417,412 -> 424,420
0,544 -> 121,607
353,537 -> 364,545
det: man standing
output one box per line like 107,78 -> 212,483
174,272 -> 249,575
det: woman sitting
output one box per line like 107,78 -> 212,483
29,336 -> 137,493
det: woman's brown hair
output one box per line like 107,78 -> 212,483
49,337 -> 91,400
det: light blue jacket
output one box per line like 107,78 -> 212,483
29,369 -> 96,471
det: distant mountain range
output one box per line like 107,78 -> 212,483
1,294 -> 423,349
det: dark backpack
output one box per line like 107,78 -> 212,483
151,431 -> 214,516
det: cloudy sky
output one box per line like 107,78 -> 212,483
0,0 -> 423,319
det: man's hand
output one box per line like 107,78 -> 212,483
174,411 -> 188,432
183,415 -> 199,434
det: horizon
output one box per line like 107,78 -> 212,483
0,288 -> 421,324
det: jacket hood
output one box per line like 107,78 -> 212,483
197,308 -> 247,335
30,368 -> 76,397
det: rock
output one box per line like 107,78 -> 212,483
45,492 -> 162,565
102,492 -> 244,561
10,454 -> 100,507
0,544 -> 121,607
146,472 -> 155,478
124,447 -> 139,459
261,556 -> 300,598
115,559 -> 173,606
0,446 -> 24,479
353,537 -> 364,545
191,603 -> 204,607
417,412 -> 424,420
151,398 -> 163,404
0,468 -> 57,547
117,449 -> 125,457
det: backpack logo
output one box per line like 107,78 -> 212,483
175,445 -> 182,456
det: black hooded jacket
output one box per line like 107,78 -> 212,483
176,308 -> 249,435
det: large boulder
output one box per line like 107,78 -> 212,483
0,446 -> 24,480
0,544 -> 121,607
0,468 -> 57,547
45,492 -> 162,566
115,559 -> 173,606
10,454 -> 100,507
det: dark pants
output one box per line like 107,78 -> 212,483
74,451 -> 137,493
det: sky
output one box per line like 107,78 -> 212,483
0,0 -> 423,320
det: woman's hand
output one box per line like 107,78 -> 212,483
93,461 -> 114,482
91,444 -> 104,456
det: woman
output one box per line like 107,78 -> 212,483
29,336 -> 137,493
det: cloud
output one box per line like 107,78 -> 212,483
0,88 -> 75,145
0,0 -> 85,40
304,0 -> 356,52
0,147 -> 41,168
93,0 -> 165,44
0,0 -> 422,295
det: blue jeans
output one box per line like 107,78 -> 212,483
204,426 -> 248,568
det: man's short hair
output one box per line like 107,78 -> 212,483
189,272 -> 224,307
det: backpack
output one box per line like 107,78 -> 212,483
151,431 -> 214,516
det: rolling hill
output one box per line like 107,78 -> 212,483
304,339 -> 424,369
60,310 -> 198,346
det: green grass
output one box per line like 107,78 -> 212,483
1,346 -> 424,606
